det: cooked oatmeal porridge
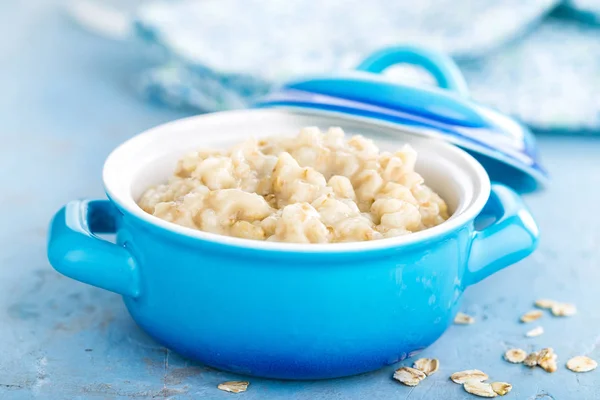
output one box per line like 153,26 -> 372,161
138,127 -> 449,243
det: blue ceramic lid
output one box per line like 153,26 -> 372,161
255,45 -> 548,193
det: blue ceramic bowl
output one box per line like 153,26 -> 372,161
47,109 -> 539,380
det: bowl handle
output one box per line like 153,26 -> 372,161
355,45 -> 470,97
465,184 -> 539,286
47,199 -> 140,297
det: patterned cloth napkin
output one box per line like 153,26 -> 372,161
69,0 -> 600,132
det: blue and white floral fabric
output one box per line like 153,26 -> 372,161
69,0 -> 600,132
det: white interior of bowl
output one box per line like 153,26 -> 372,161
103,109 -> 490,252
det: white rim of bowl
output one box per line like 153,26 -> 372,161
103,109 -> 491,253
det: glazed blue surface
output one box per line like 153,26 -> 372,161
355,45 -> 470,96
47,184 -> 538,379
48,200 -> 139,298
4,3 -> 600,399
258,46 -> 548,193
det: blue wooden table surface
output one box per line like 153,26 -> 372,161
2,2 -> 599,399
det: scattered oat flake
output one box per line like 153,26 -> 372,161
539,357 -> 558,373
393,366 -> 427,386
551,303 -> 577,317
450,369 -> 489,384
455,312 -> 475,325
413,358 -> 439,376
538,348 -> 555,361
520,310 -> 543,323
504,348 -> 527,363
538,351 -> 558,373
463,381 -> 497,398
567,356 -> 598,372
217,381 -> 249,393
524,351 -> 540,367
535,299 -> 557,309
491,382 -> 512,396
521,348 -> 558,373
525,326 -> 544,337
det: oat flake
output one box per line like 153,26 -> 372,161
567,356 -> 598,372
217,381 -> 249,393
463,381 -> 497,398
450,369 -> 489,384
454,312 -> 475,325
534,299 -> 557,309
538,348 -> 558,373
393,366 -> 427,386
504,348 -> 527,363
520,310 -> 543,323
413,358 -> 439,376
551,303 -> 577,317
538,348 -> 554,360
491,382 -> 512,396
524,351 -> 540,367
525,326 -> 544,337
539,357 -> 558,373
522,348 -> 558,372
